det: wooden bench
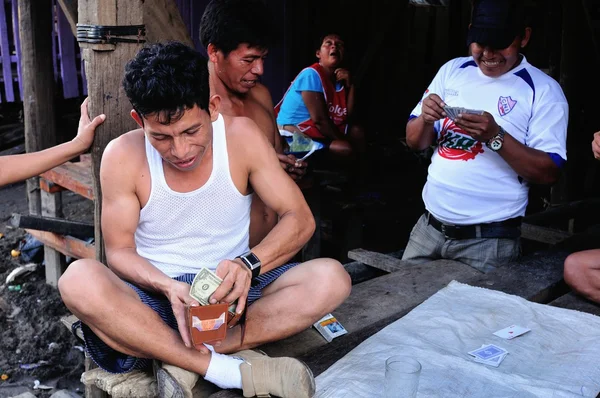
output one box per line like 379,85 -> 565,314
25,154 -> 96,285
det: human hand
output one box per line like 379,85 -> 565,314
455,111 -> 499,142
72,97 -> 106,153
334,68 -> 351,86
592,131 -> 600,160
211,259 -> 252,315
164,279 -> 201,350
278,153 -> 307,180
420,94 -> 446,125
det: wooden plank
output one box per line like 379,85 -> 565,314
18,0 -> 57,215
57,0 -> 78,35
466,249 -> 570,303
0,0 -> 15,102
11,213 -> 95,239
261,259 -> 481,375
41,188 -> 67,286
549,292 -> 600,317
26,229 -> 95,259
79,0 -> 144,263
61,314 -> 84,340
347,248 -> 408,272
40,161 -> 94,200
521,222 -> 572,245
144,0 -> 193,47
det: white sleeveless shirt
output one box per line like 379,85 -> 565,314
134,114 -> 252,277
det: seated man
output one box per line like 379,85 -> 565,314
275,33 -> 366,161
58,42 -> 351,398
402,0 -> 567,273
563,131 -> 600,304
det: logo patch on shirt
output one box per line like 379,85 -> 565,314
498,96 -> 517,116
437,118 -> 484,161
444,88 -> 459,97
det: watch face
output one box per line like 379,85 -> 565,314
490,139 -> 502,151
243,252 -> 260,268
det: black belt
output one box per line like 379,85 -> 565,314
425,211 -> 521,240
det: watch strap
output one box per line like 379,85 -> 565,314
237,251 -> 261,280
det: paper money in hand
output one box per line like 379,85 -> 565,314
289,132 -> 314,153
190,267 -> 222,306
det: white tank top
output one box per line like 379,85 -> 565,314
134,114 -> 252,277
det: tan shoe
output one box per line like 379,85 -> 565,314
157,363 -> 200,398
235,350 -> 315,398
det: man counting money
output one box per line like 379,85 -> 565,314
58,42 -> 351,398
402,0 -> 568,272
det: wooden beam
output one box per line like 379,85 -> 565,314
144,0 -> 193,47
40,160 -> 95,200
520,222 -> 573,245
78,0 -> 144,263
25,229 -> 95,259
18,0 -> 57,216
347,248 -> 409,272
549,292 -> 600,317
11,213 -> 95,239
57,0 -> 78,36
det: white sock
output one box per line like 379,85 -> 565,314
204,351 -> 244,390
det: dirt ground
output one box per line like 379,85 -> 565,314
0,181 -> 93,398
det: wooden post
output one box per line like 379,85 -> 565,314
17,0 -> 57,216
78,0 -> 144,264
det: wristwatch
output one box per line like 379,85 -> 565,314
237,251 -> 261,280
486,126 -> 506,152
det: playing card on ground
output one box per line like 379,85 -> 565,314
468,344 -> 507,361
493,324 -> 531,340
474,352 -> 508,367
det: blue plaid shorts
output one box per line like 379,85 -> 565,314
79,262 -> 299,373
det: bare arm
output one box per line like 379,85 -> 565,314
0,98 -> 105,186
248,129 -> 315,269
405,93 -> 444,151
335,68 -> 355,117
302,91 -> 345,140
254,83 -> 307,179
457,112 -> 559,184
101,133 -> 199,347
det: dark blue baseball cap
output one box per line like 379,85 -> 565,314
467,0 -> 526,49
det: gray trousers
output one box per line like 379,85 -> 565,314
401,214 -> 521,273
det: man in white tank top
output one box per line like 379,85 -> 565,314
58,42 -> 351,398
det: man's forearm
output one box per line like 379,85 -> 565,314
498,133 -> 560,185
106,248 -> 173,295
251,211 -> 315,273
315,119 -> 344,140
406,116 -> 436,151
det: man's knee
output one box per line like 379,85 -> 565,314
58,259 -> 107,312
313,258 -> 351,303
564,252 -> 587,289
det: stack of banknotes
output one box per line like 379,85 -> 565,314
189,267 -> 237,316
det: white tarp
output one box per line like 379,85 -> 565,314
315,281 -> 600,397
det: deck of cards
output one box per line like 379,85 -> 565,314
313,313 -> 347,343
443,105 -> 484,121
468,344 -> 508,367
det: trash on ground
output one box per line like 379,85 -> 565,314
5,263 -> 38,284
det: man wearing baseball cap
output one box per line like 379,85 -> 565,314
401,0 -> 568,272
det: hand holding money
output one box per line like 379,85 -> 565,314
190,267 -> 240,317
189,267 -> 223,306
